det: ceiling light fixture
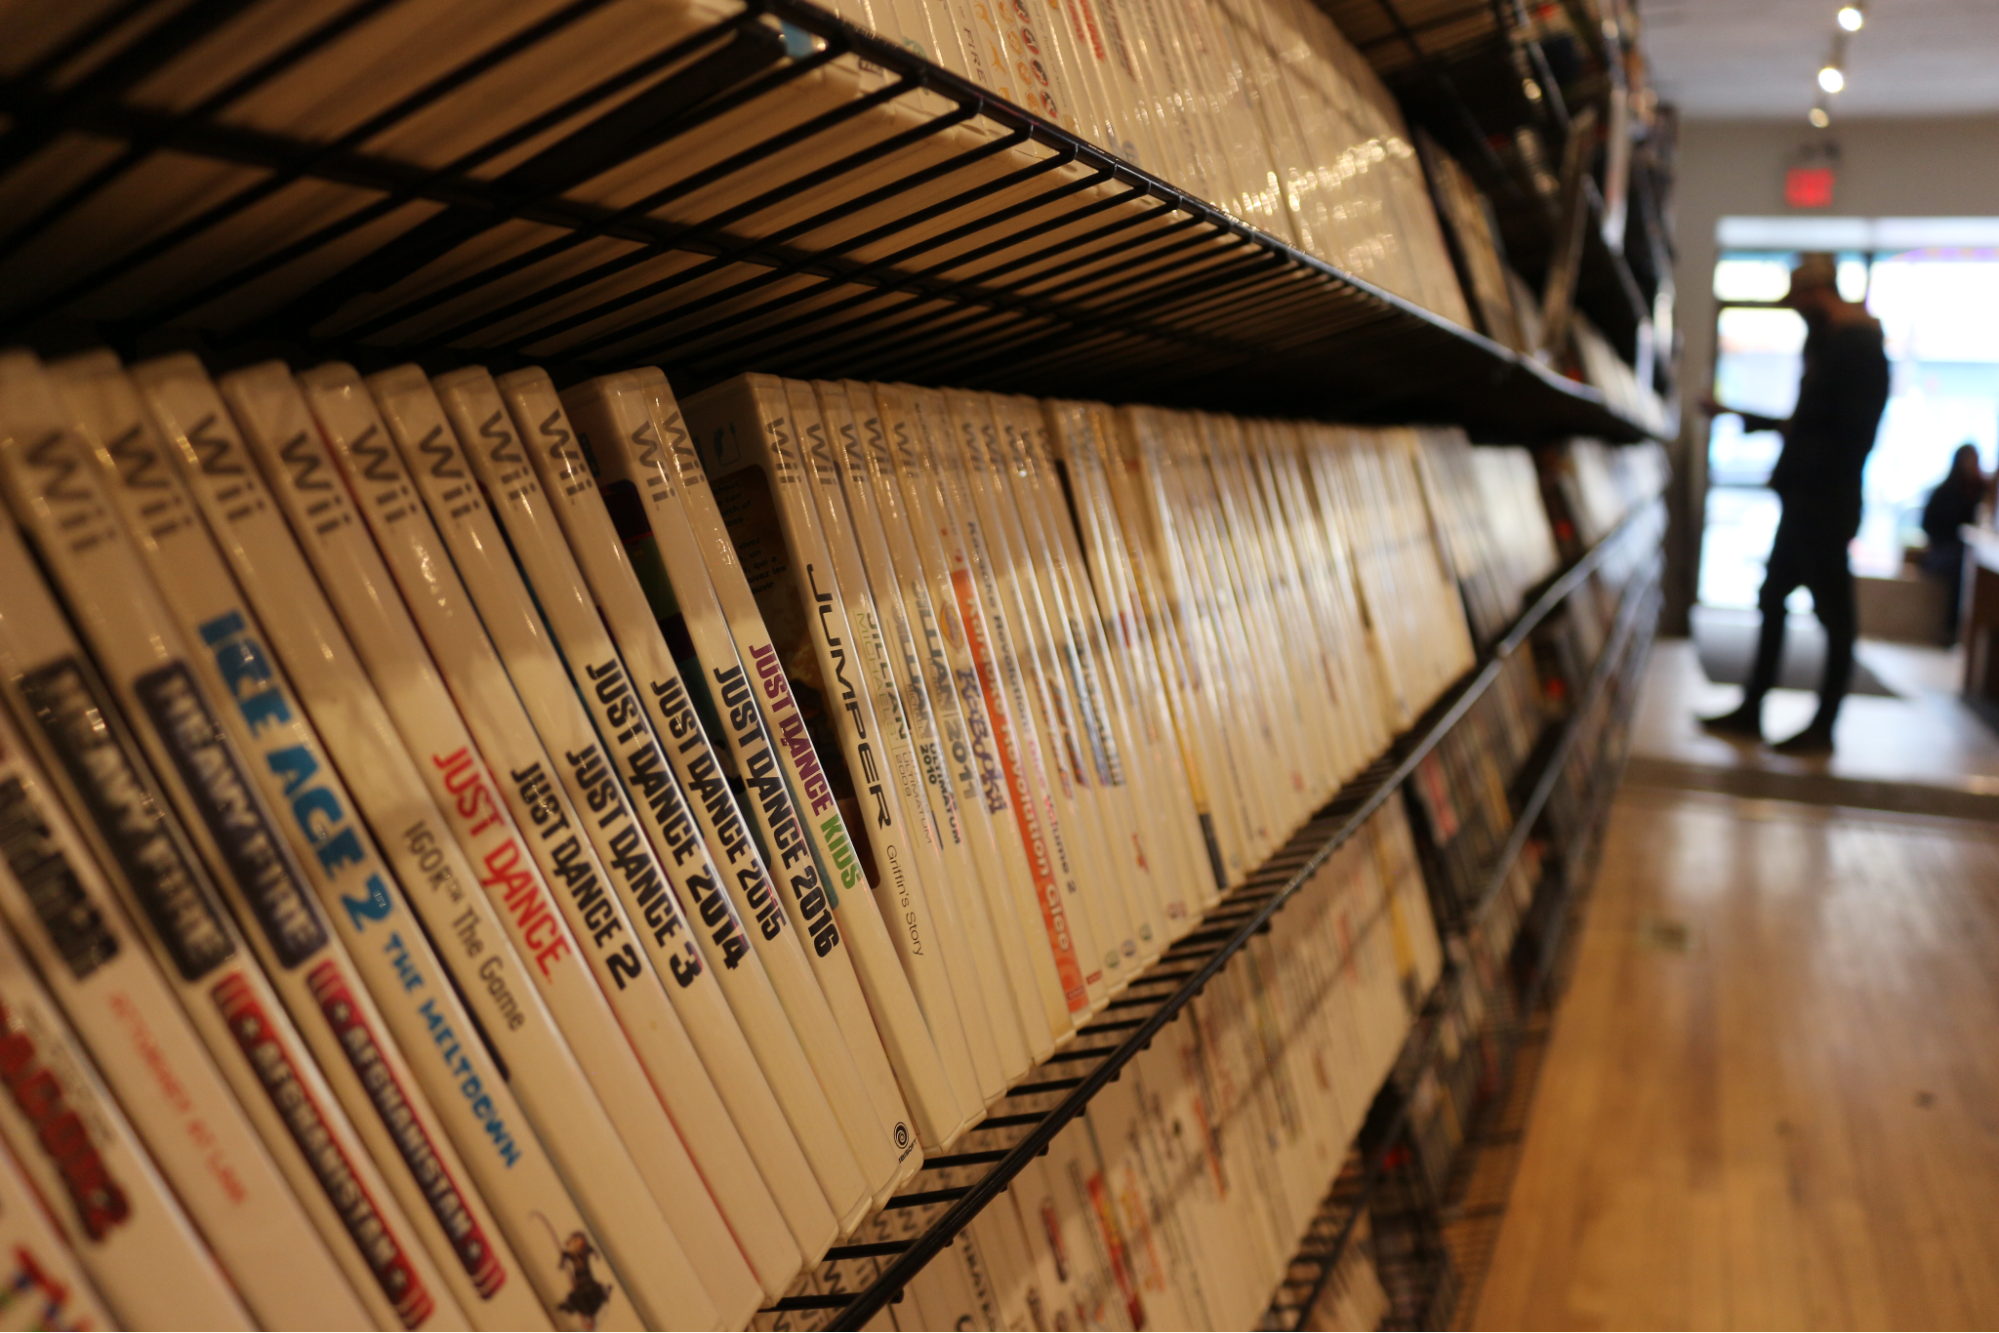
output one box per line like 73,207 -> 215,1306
1837,3 -> 1864,31
1818,63 -> 1845,93
1809,105 -> 1831,127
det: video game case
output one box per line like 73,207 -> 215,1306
679,372 -> 985,1141
809,380 -> 1032,1087
51,350 -> 523,1329
943,388 -> 1136,996
992,395 -> 1176,956
1041,401 -> 1221,915
562,368 -> 924,1203
0,890 -> 252,1328
0,352 -> 458,1332
370,364 -> 834,1289
867,382 -> 1077,1050
895,386 -> 1101,1020
0,1116 -> 114,1330
0,628 -> 366,1328
503,368 -> 909,1214
339,365 -> 802,1313
143,355 -> 650,1332
785,379 -> 1009,1107
583,370 -> 956,1163
834,380 -> 1058,1065
453,367 -> 872,1242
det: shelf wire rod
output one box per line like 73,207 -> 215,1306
667,182 -> 1242,376
653,165 -> 1150,367
1,0 -> 652,327
260,22 -> 851,338
505,105 -> 1016,357
337,65 -> 908,342
1362,0 -> 1519,202
152,20 -> 804,337
524,121 -> 1062,358
572,143 -> 1095,359
0,0 -> 263,178
0,0 -> 406,262
667,184 -> 1222,370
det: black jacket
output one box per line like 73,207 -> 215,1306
1740,317 -> 1890,528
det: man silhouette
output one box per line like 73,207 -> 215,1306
1701,252 -> 1890,754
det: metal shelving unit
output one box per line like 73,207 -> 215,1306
0,0 -> 1655,439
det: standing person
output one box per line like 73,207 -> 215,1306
1920,443 -> 1986,642
1700,252 -> 1890,754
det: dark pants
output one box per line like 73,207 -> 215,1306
1920,540 -> 1966,639
1746,501 -> 1856,726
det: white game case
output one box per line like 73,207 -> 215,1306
678,373 -> 983,1145
566,369 -> 941,1177
937,389 -> 1123,1006
0,659 -> 363,1329
805,381 -> 1026,1090
0,352 -> 457,1332
891,385 -> 1101,1020
501,367 -> 907,1214
382,365 -> 840,1272
335,365 -> 803,1314
868,381 -> 1076,1048
558,371 -> 922,1206
0,905 -> 251,1329
451,367 -> 872,1242
782,379 -> 1006,1109
833,381 -> 1054,1068
288,362 -> 793,1320
0,1126 -> 114,1331
139,354 -> 656,1332
50,351 -> 515,1330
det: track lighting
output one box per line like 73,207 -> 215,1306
1818,64 -> 1845,93
1809,105 -> 1831,127
1837,3 -> 1864,31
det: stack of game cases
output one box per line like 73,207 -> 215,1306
818,0 -> 1474,320
0,350 -> 1488,1330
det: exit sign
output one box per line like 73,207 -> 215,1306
1786,165 -> 1836,208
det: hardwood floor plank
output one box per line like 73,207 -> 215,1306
1473,787 -> 1999,1330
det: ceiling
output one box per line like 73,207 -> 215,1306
1640,0 -> 1999,120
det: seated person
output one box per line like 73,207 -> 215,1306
1920,443 -> 1986,640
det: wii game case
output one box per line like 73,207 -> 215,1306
892,386 -> 1100,1022
447,367 -> 872,1242
0,902 -> 252,1328
806,380 -> 1027,1090
830,381 -> 1054,1068
0,352 -> 459,1333
940,388 -> 1131,1000
562,368 -> 923,1202
343,364 -> 801,1314
500,368 -> 906,1216
0,1121 -> 113,1331
864,382 -> 1074,1051
50,350 -> 519,1330
678,373 -> 984,1143
372,364 -> 831,1296
0,643 -> 364,1328
139,354 -> 652,1332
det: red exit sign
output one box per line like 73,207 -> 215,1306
1786,165 -> 1836,208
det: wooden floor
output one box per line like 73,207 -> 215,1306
1473,784 -> 1999,1330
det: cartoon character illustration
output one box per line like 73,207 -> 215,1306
557,1233 -> 612,1329
532,1212 -> 614,1330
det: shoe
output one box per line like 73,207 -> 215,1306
1771,723 -> 1835,756
1699,704 -> 1763,741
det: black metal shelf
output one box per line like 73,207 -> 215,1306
804,502 -> 1663,1328
0,0 -> 1656,441
1263,548 -> 1662,1331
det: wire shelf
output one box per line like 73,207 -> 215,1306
0,0 -> 1652,439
